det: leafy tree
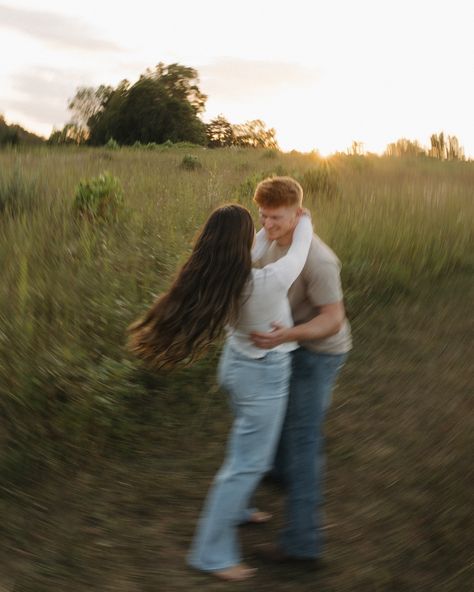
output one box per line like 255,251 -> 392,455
446,135 -> 464,160
65,64 -> 281,149
0,121 -> 18,146
104,75 -> 205,145
205,115 -> 235,147
430,132 -> 446,159
69,64 -> 207,146
232,119 -> 279,149
87,80 -> 130,145
159,93 -> 206,144
348,140 -> 365,156
152,63 -> 207,114
385,138 -> 425,157
48,123 -> 88,145
0,115 -> 44,146
429,132 -> 464,160
67,85 -> 114,141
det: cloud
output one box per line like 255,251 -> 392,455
199,58 -> 320,100
0,4 -> 121,51
2,67 -> 81,128
10,67 -> 78,99
4,95 -> 67,127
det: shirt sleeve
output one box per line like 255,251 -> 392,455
258,215 -> 313,290
306,260 -> 344,306
251,227 -> 270,262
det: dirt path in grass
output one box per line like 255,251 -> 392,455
1,275 -> 473,592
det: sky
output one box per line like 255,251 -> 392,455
0,0 -> 473,156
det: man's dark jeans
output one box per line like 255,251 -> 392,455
275,347 -> 347,558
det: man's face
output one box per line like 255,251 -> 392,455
258,205 -> 301,245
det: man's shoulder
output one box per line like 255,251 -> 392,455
305,235 -> 341,269
297,235 -> 345,303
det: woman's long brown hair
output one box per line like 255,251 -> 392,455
127,204 -> 255,369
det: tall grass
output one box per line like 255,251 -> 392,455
0,145 -> 473,478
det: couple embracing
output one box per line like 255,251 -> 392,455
128,176 -> 352,581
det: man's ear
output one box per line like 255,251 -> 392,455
296,206 -> 303,217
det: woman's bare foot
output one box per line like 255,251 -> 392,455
247,510 -> 272,524
213,564 -> 257,581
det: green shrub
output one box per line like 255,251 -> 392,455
180,154 -> 202,170
105,138 -> 120,150
73,172 -> 124,222
0,166 -> 39,216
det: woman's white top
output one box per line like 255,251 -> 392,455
227,215 -> 313,359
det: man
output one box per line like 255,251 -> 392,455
251,176 -> 352,565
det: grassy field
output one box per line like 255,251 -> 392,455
0,145 -> 473,591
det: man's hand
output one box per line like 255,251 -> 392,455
251,302 -> 346,349
250,322 -> 292,349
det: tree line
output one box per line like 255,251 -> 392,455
384,133 -> 465,160
0,60 -> 467,158
48,63 -> 279,150
0,115 -> 44,147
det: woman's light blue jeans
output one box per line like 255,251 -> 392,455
187,341 -> 291,572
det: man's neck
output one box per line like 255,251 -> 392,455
275,230 -> 294,247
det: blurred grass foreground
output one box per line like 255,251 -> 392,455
0,145 -> 473,591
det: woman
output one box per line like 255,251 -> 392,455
128,204 -> 313,581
